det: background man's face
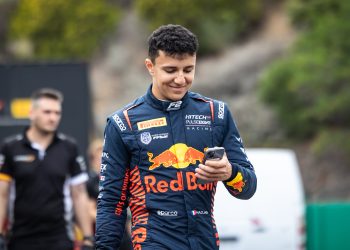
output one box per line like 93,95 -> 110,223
30,98 -> 62,134
146,50 -> 196,101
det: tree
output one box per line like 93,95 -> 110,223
260,0 -> 350,159
8,0 -> 121,60
134,0 -> 264,55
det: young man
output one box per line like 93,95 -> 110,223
0,88 -> 94,250
96,24 -> 257,249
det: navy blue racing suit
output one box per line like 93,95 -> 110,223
95,86 -> 257,250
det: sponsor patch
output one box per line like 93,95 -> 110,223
192,210 -> 209,216
102,152 -> 109,159
13,154 -> 35,162
137,117 -> 167,131
185,114 -> 212,131
100,164 -> 107,173
152,133 -> 168,140
167,101 -> 182,111
140,132 -> 152,145
226,172 -> 245,192
218,102 -> 224,119
157,210 -> 178,217
112,114 -> 126,131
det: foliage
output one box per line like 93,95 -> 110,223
260,0 -> 350,140
134,0 -> 264,55
312,129 -> 350,164
8,0 -> 120,60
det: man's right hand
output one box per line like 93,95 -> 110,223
0,234 -> 7,250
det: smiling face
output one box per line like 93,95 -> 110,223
145,50 -> 196,101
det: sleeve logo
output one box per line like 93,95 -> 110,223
218,102 -> 224,119
112,114 -> 127,131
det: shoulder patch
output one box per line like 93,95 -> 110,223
218,101 -> 225,120
112,113 -> 127,131
111,98 -> 144,131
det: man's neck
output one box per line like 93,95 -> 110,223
26,126 -> 55,150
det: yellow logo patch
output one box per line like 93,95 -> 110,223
137,117 -> 167,130
226,172 -> 245,192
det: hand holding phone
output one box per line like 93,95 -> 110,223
197,147 -> 225,184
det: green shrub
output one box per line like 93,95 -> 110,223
260,0 -> 350,139
8,0 -> 121,60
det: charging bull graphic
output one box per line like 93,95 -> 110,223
147,143 -> 204,170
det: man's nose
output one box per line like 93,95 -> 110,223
174,73 -> 185,84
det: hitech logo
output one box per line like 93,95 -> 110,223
192,210 -> 209,216
147,143 -> 204,170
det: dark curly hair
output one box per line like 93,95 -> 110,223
148,24 -> 199,63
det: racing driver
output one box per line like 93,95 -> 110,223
95,24 -> 257,250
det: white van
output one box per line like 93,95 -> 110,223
214,148 -> 305,250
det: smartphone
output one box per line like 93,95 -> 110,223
197,147 -> 225,184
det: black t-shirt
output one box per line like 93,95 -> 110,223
0,131 -> 88,245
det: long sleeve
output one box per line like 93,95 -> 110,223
95,118 -> 131,249
221,107 -> 257,200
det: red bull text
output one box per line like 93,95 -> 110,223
145,172 -> 214,193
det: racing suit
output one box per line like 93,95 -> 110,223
96,85 -> 257,250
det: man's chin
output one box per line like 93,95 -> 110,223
39,127 -> 57,135
168,92 -> 186,101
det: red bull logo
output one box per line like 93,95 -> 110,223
148,143 -> 204,170
226,172 -> 245,192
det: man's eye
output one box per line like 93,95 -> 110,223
164,69 -> 175,73
184,69 -> 193,73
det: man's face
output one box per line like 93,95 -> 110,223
145,50 -> 196,101
29,98 -> 62,134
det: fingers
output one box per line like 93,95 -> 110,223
195,153 -> 232,182
195,170 -> 227,182
195,163 -> 227,182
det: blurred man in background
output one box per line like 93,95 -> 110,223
95,24 -> 257,249
0,88 -> 93,250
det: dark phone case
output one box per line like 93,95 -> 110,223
197,147 -> 225,184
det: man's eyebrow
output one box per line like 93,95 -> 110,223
161,65 -> 195,69
162,66 -> 176,68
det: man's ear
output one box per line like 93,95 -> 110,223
145,58 -> 154,76
28,103 -> 35,120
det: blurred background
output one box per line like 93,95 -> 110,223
0,0 -> 349,249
